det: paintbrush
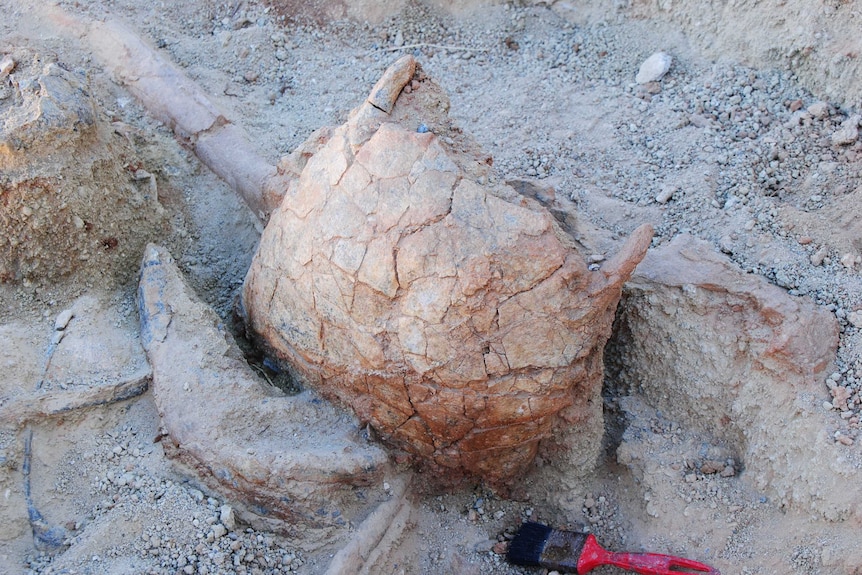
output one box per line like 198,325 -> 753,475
506,522 -> 720,575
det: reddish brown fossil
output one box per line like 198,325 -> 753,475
242,56 -> 652,484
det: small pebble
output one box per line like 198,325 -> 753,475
642,81 -> 662,94
832,115 -> 860,146
636,52 -> 672,84
835,434 -> 854,446
655,184 -> 677,204
54,309 -> 74,331
0,54 -> 14,75
220,505 -> 236,531
810,247 -> 829,266
807,101 -> 829,118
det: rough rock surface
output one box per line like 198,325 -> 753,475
138,244 -> 393,539
608,235 -> 857,520
242,56 -> 653,484
0,50 -> 167,285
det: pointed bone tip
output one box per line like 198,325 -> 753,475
601,223 -> 654,282
143,243 -> 164,263
140,243 -> 178,272
366,54 -> 418,114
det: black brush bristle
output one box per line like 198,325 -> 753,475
507,522 -> 553,567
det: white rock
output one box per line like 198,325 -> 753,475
0,55 -> 14,76
832,114 -> 860,146
212,523 -> 228,539
219,504 -> 236,531
810,246 -> 829,266
54,308 -> 74,331
636,52 -> 672,84
655,183 -> 678,204
807,101 -> 829,119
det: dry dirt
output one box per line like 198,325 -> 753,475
2,1 -> 862,574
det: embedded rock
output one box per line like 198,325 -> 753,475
242,56 -> 652,485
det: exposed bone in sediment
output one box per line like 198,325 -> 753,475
242,56 -> 654,486
44,8 -> 289,221
137,244 -> 393,539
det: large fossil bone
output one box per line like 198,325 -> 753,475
242,55 -> 653,485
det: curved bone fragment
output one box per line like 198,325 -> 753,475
137,244 -> 393,538
367,55 -> 416,114
242,57 -> 654,485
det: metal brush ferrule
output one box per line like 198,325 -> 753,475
540,529 -> 588,572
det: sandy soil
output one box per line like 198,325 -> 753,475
2,1 -> 862,574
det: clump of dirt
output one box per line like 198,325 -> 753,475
0,49 -> 168,286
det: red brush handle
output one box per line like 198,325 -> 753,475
577,534 -> 720,575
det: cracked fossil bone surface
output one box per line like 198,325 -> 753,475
242,55 -> 653,485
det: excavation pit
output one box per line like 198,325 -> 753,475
2,1 -> 862,573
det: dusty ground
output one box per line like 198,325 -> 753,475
2,0 -> 862,573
